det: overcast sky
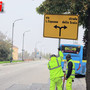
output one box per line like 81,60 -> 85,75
0,0 -> 85,55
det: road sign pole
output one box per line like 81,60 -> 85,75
59,28 -> 61,36
58,38 -> 61,56
58,28 -> 61,56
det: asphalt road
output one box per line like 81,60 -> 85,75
0,59 -> 86,90
0,59 -> 49,90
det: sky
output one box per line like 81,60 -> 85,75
0,0 -> 85,55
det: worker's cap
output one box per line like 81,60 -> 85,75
50,54 -> 57,58
66,54 -> 71,59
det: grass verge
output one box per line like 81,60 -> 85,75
0,60 -> 24,64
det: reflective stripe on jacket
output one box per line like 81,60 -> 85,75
48,56 -> 64,80
66,59 -> 75,79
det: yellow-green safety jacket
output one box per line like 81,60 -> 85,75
48,56 -> 64,80
59,51 -> 63,60
66,59 -> 75,79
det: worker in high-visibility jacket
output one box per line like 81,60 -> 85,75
65,54 -> 75,90
48,51 -> 64,90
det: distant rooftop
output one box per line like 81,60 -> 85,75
13,46 -> 18,49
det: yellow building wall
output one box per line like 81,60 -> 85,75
13,46 -> 18,60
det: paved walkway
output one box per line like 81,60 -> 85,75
72,76 -> 86,90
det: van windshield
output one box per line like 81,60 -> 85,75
62,46 -> 80,54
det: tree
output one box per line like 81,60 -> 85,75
0,41 -> 11,61
36,0 -> 90,89
0,31 -> 11,61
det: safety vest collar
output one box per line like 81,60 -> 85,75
67,59 -> 73,63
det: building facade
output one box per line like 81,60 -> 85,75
13,46 -> 18,60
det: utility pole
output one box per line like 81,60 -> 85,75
22,30 -> 30,61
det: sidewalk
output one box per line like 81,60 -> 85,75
6,77 -> 86,90
72,77 -> 86,90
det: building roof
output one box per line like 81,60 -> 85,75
13,46 -> 18,49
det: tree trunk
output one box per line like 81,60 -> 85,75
86,8 -> 90,90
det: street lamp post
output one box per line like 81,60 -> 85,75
11,19 -> 23,62
22,30 -> 30,61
